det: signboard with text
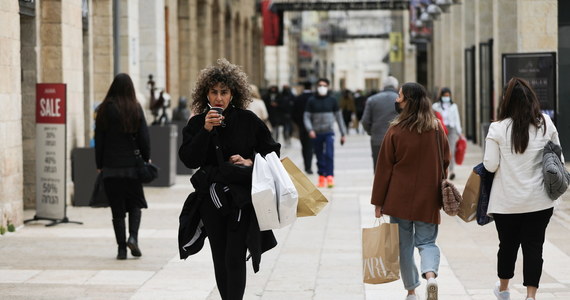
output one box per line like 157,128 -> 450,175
36,83 -> 67,220
502,52 -> 557,123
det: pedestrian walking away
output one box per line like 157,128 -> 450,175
303,78 -> 347,188
292,81 -> 315,174
178,58 -> 281,300
361,76 -> 399,172
432,87 -> 462,180
483,77 -> 561,300
371,82 -> 450,300
95,73 -> 150,260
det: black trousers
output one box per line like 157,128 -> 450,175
299,128 -> 314,172
493,207 -> 553,288
199,197 -> 251,300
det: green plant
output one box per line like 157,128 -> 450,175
0,226 -> 6,235
7,221 -> 15,232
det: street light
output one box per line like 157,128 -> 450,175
427,4 -> 442,20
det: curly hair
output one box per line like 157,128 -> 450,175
191,58 -> 252,114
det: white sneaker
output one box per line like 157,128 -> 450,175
426,278 -> 438,300
493,281 -> 510,300
525,298 -> 535,300
405,295 -> 419,300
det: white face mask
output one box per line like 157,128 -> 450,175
441,96 -> 451,103
317,86 -> 328,96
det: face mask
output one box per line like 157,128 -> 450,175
394,101 -> 403,114
441,96 -> 451,103
317,86 -> 328,96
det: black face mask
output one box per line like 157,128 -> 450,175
394,101 -> 403,114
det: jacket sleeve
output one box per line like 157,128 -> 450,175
335,110 -> 348,136
361,99 -> 372,135
94,117 -> 105,169
370,128 -> 395,206
136,109 -> 151,162
303,100 -> 314,132
178,115 -> 213,169
483,122 -> 500,173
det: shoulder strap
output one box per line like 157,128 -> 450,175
435,124 -> 445,180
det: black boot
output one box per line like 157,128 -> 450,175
127,209 -> 142,257
112,218 -> 127,260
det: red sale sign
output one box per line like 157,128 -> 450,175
36,83 -> 66,124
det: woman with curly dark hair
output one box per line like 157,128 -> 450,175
178,59 -> 280,300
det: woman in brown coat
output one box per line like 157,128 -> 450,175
371,82 -> 450,300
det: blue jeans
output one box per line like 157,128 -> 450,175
313,132 -> 335,176
390,216 -> 440,290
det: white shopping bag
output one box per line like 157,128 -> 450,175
251,153 -> 280,231
265,152 -> 298,228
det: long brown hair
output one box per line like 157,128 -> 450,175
391,82 -> 438,133
498,77 -> 546,154
96,73 -> 141,133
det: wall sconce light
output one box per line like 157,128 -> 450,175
435,0 -> 452,12
427,4 -> 442,20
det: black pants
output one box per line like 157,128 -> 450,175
199,197 -> 251,300
494,207 -> 553,288
299,129 -> 314,172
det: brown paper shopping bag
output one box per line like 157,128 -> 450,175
280,157 -> 328,217
362,222 -> 400,284
459,170 -> 480,222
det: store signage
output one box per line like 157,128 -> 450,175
35,83 -> 67,220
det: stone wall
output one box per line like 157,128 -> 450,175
0,1 -> 24,227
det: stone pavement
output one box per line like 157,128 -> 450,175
1,131 -> 570,300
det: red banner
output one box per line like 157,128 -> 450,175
262,0 -> 283,46
36,83 -> 66,124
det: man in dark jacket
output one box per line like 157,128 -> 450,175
292,81 -> 314,174
361,76 -> 399,171
304,78 -> 347,188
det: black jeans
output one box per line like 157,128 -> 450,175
299,128 -> 314,172
199,197 -> 251,300
493,207 -> 553,288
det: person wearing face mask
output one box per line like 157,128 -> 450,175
432,87 -> 462,180
178,59 -> 280,300
372,82 -> 450,300
303,78 -> 347,188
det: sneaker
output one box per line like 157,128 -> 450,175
525,298 -> 535,300
405,295 -> 418,300
317,176 -> 326,188
493,281 -> 510,300
327,175 -> 334,188
426,278 -> 438,300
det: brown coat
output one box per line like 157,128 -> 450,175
371,123 -> 450,224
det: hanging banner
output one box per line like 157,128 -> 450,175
36,83 -> 67,220
389,32 -> 403,63
262,0 -> 284,46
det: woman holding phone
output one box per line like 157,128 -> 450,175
178,59 -> 280,300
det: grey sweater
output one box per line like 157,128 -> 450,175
361,88 -> 399,146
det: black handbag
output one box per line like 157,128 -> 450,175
90,172 -> 110,207
131,135 -> 159,183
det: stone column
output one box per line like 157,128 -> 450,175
0,1 -> 24,227
197,0 -> 212,70
166,0 -> 179,103
211,0 -> 224,63
139,0 -> 166,105
39,0 -> 86,204
451,4 -> 463,115
178,0 -> 191,101
119,0 -> 140,90
92,0 -> 114,105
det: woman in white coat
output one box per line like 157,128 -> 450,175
483,77 -> 560,300
432,87 -> 462,180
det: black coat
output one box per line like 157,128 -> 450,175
95,102 -> 150,169
178,105 -> 281,272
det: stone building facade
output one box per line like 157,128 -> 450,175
1,0 -> 266,229
426,0 -> 558,144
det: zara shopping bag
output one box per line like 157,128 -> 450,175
362,221 -> 400,284
280,157 -> 328,217
265,152 -> 298,228
251,153 -> 280,230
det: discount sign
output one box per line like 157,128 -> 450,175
36,83 -> 67,220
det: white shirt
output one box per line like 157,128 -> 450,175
483,114 -> 560,215
432,102 -> 462,134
